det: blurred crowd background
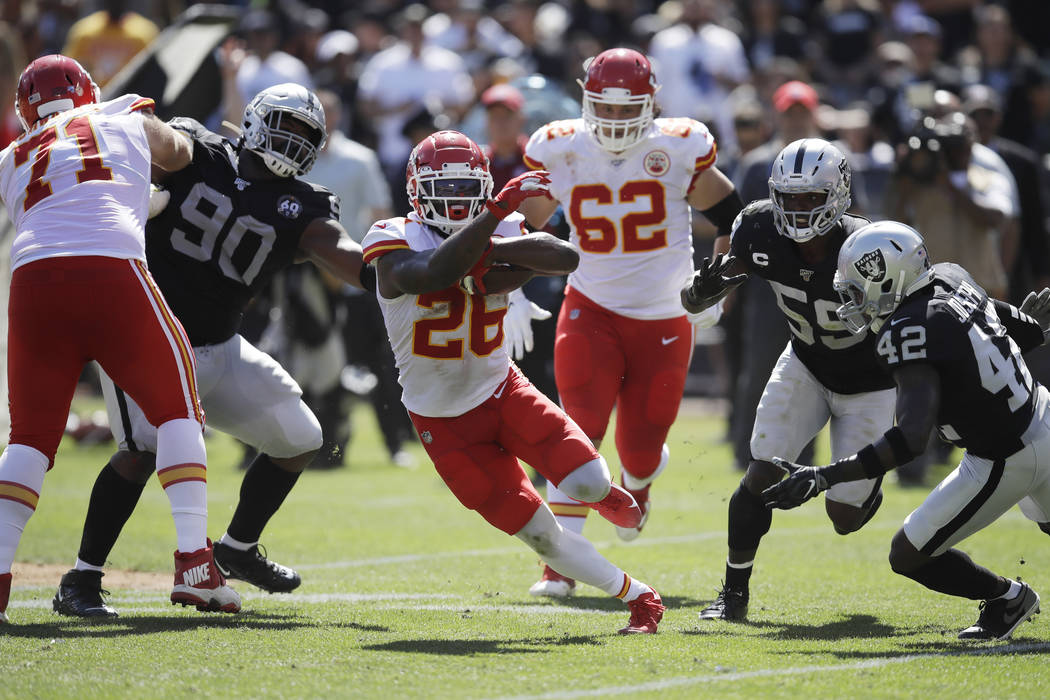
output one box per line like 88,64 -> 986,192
2,0 -> 1049,483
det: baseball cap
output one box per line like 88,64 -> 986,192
772,81 -> 819,112
317,30 -> 359,63
481,84 -> 525,112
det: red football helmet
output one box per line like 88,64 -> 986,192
406,130 -> 493,236
578,48 -> 659,152
15,55 -> 100,131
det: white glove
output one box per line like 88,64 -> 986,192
1021,287 -> 1050,334
148,184 -> 170,219
686,298 -> 724,330
504,288 -> 552,360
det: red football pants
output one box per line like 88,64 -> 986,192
554,286 -> 692,479
410,366 -> 600,534
8,256 -> 203,464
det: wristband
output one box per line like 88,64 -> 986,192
857,444 -> 885,479
359,263 -> 377,293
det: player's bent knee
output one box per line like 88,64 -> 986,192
741,460 -> 783,494
826,499 -> 866,535
888,529 -> 927,574
556,456 -> 611,503
514,504 -> 561,557
260,399 -> 323,458
110,450 -> 156,484
271,450 -> 316,474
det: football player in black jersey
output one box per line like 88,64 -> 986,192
683,139 -> 894,622
765,221 -> 1050,640
53,84 -> 372,617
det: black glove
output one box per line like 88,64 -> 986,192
681,253 -> 748,314
761,458 -> 829,510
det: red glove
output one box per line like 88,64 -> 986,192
485,170 -> 552,219
460,239 -> 495,295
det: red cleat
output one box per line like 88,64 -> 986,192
591,483 -> 643,529
619,589 -> 664,634
615,482 -> 651,541
171,540 -> 242,613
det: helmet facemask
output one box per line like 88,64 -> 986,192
579,86 -> 654,153
769,140 -> 852,242
408,167 -> 493,236
833,222 -> 934,334
241,84 -> 327,178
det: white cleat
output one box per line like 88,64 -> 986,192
529,565 -> 576,598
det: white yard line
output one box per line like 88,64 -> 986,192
296,524 -> 873,571
495,642 -> 1050,700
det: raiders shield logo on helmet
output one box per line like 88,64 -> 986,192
854,249 -> 886,282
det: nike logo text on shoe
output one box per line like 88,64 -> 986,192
661,336 -> 678,345
182,562 -> 211,587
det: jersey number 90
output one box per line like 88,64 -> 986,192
170,182 -> 277,286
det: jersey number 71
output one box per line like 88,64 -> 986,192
13,115 -> 112,211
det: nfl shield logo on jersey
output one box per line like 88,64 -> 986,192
854,249 -> 886,282
421,431 -> 433,444
277,195 -> 302,219
643,150 -> 670,177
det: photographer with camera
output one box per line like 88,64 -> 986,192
887,109 -> 1018,301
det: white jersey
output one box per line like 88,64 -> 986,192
0,94 -> 155,271
524,117 -> 716,319
362,212 -> 525,417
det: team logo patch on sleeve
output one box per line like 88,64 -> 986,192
277,195 -> 302,219
854,249 -> 886,282
643,150 -> 670,177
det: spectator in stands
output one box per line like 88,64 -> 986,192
964,84 -> 1050,306
649,0 -> 750,151
229,9 -> 312,123
62,0 -> 157,87
424,0 -> 524,74
357,3 -> 474,179
739,0 -> 810,73
886,110 -> 1018,302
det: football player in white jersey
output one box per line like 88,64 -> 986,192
362,130 -> 665,634
519,48 -> 744,596
0,55 -> 240,621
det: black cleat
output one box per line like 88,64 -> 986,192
53,569 -> 119,618
959,582 -> 1040,640
213,541 -> 301,593
699,582 -> 749,621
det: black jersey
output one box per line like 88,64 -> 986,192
146,118 -> 339,345
875,264 -> 1046,460
729,200 -> 892,394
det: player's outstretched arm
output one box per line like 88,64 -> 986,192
299,218 -> 368,290
142,112 -> 192,174
763,364 -> 940,509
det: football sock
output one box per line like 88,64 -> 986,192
995,579 -> 1023,600
900,548 -> 1005,600
516,506 -> 634,597
76,461 -> 147,568
545,482 -> 588,535
74,558 -> 103,573
226,453 -> 301,544
725,558 -> 754,591
0,444 -> 48,574
217,533 -> 255,552
727,481 -> 772,551
156,419 -> 208,554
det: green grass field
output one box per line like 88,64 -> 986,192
2,403 -> 1048,699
